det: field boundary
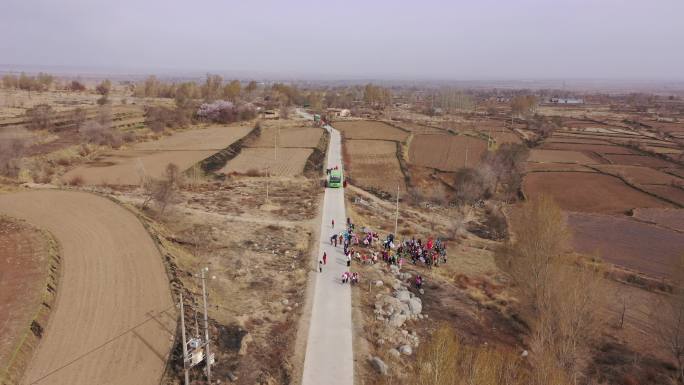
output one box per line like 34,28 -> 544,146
1,221 -> 62,385
196,123 -> 261,174
584,165 -> 684,208
304,127 -> 330,178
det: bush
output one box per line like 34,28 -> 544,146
0,137 -> 27,177
79,121 -> 123,148
26,104 -> 55,131
67,175 -> 84,186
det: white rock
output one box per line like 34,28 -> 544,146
281,299 -> 289,305
399,345 -> 413,355
389,348 -> 400,358
370,357 -> 388,375
375,280 -> 384,287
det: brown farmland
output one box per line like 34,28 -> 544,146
0,191 -> 174,385
632,208 -> 684,232
0,218 -> 52,377
642,185 -> 684,206
248,125 -> 322,148
334,120 -> 409,141
221,147 -> 313,176
568,212 -> 684,279
345,139 -> 406,194
602,154 -> 678,169
593,164 -> 683,185
522,172 -> 672,213
409,134 -> 488,171
528,149 -> 597,164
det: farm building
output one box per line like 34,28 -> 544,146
549,97 -> 584,104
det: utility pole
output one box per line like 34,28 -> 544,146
394,185 -> 400,237
266,166 -> 270,203
464,142 -> 469,168
179,292 -> 190,385
201,268 -> 212,384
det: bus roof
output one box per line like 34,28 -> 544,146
330,169 -> 342,177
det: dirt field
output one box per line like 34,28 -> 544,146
522,172 -> 672,213
524,162 -> 595,173
592,164 -> 682,185
642,185 -> 684,206
632,208 -> 684,232
248,125 -> 322,148
0,218 -> 54,381
540,142 -> 636,155
409,134 -> 487,171
527,149 -> 597,164
0,190 -> 174,385
221,147 -> 313,176
602,154 -> 677,169
63,124 -> 253,185
345,139 -> 406,195
568,212 -> 684,279
334,120 -> 409,141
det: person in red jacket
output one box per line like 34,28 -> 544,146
323,252 -> 327,265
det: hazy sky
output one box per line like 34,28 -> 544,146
1,0 -> 683,80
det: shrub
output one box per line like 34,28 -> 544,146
0,137 -> 27,177
67,175 -> 84,186
79,121 -> 123,148
26,104 -> 55,131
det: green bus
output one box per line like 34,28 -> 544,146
327,169 -> 343,188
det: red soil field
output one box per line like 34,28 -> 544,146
602,154 -> 677,169
568,212 -> 684,279
0,218 -> 50,375
632,208 -> 684,232
524,163 -> 595,173
523,172 -> 672,214
541,142 -> 636,155
409,134 -> 488,171
593,164 -> 682,185
528,149 -> 597,164
642,185 -> 684,206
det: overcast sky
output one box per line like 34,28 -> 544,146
1,0 -> 682,80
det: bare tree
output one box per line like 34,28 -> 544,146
141,163 -> 182,216
26,104 -> 55,131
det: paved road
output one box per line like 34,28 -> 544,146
0,190 -> 175,385
300,112 -> 354,385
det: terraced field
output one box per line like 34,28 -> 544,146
523,172 -> 672,213
64,124 -> 253,185
409,134 -> 487,171
345,139 -> 406,194
221,147 -> 313,176
334,120 -> 409,141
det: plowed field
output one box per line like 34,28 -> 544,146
409,134 -> 487,171
522,172 -> 672,213
0,218 -> 51,378
345,139 -> 406,194
221,147 -> 313,176
632,208 -> 684,232
249,126 -> 322,148
568,212 -> 684,279
642,185 -> 684,206
0,191 -> 174,385
528,149 -> 597,164
593,165 -> 682,185
334,120 -> 409,141
602,154 -> 677,169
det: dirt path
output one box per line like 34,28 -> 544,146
301,116 -> 354,385
0,190 -> 174,385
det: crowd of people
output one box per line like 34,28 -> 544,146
323,216 -> 448,287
